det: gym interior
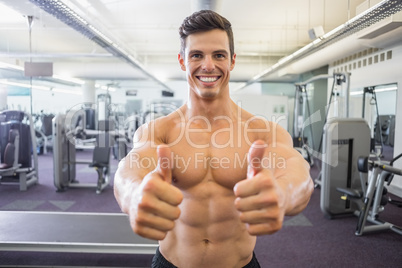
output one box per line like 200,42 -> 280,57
0,0 -> 401,267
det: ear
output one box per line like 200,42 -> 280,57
178,53 -> 186,71
230,53 -> 236,71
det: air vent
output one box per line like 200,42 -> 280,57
332,49 -> 392,72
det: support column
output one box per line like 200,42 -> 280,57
81,80 -> 96,130
0,84 -> 8,111
82,80 -> 96,104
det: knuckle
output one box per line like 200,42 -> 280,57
132,223 -> 146,236
138,195 -> 155,211
259,194 -> 278,208
157,232 -> 167,240
143,178 -> 158,192
258,176 -> 273,188
135,210 -> 150,225
234,198 -> 242,210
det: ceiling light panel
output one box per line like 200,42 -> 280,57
29,0 -> 172,91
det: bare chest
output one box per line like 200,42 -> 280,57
169,138 -> 250,191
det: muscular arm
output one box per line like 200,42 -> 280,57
234,121 -> 314,235
114,123 -> 156,214
114,123 -> 183,240
268,123 -> 314,215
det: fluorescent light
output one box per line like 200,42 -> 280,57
30,0 -> 173,92
52,74 -> 85,85
98,85 -> 116,92
235,0 -> 402,92
52,88 -> 82,95
0,80 -> 49,91
0,62 -> 24,71
88,25 -> 113,43
375,86 -> 397,93
0,80 -> 83,95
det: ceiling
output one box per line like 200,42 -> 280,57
0,0 -> 401,92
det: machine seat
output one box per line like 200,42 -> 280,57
0,129 -> 19,172
89,146 -> 110,194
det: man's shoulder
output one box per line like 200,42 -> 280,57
240,111 -> 290,144
241,112 -> 272,128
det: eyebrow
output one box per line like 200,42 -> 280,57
188,49 -> 229,55
213,50 -> 229,55
188,50 -> 204,55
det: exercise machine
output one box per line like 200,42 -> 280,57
53,113 -> 111,194
312,73 -> 351,187
0,110 -> 38,191
97,93 -> 112,130
34,112 -> 54,154
0,211 -> 158,254
320,118 -> 371,217
362,86 -> 384,156
337,153 -> 402,236
293,72 -> 351,169
293,82 -> 316,166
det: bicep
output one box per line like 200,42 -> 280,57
116,123 -> 160,184
265,123 -> 309,177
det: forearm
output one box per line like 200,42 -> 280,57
113,157 -> 146,214
276,160 -> 314,216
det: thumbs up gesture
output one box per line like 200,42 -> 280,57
234,140 -> 286,236
130,145 -> 183,240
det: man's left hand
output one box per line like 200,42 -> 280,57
233,140 -> 286,235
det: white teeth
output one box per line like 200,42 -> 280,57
199,76 -> 219,82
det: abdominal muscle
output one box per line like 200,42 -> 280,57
159,181 -> 256,268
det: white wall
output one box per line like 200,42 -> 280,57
8,88 -> 82,114
230,93 -> 289,131
328,44 -> 402,197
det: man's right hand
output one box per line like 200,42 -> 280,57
129,145 -> 183,240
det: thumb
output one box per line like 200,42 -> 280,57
156,145 -> 173,183
247,140 -> 266,178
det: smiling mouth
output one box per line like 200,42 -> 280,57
197,76 -> 221,83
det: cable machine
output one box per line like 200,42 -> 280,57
362,86 -> 384,157
293,72 -> 350,167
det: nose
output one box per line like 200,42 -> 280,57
201,55 -> 215,72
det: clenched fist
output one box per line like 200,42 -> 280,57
234,140 -> 286,235
129,145 -> 183,240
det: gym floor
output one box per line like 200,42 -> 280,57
0,148 -> 401,267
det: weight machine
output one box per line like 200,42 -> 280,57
337,153 -> 402,236
293,72 -> 350,168
293,73 -> 374,217
53,113 -> 111,194
0,110 -> 38,191
362,85 -> 396,156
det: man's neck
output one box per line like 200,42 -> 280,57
185,92 -> 236,122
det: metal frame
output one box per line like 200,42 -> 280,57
354,157 -> 402,236
53,113 -> 110,193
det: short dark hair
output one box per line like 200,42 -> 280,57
179,10 -> 234,58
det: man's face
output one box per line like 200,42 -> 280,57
178,29 -> 236,99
